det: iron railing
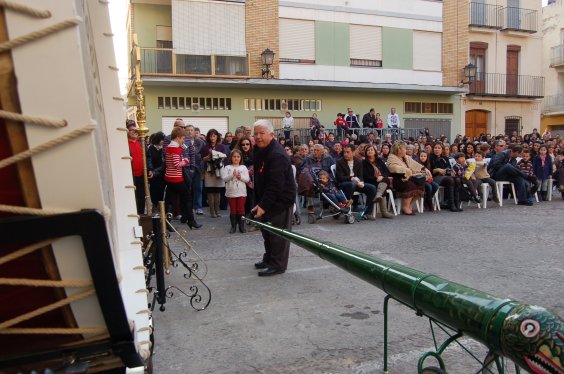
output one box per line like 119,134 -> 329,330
500,7 -> 537,33
544,94 -> 564,113
469,2 -> 502,29
550,45 -> 564,67
468,72 -> 544,98
139,48 -> 250,78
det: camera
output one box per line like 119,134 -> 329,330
445,168 -> 451,175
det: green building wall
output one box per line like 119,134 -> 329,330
140,86 -> 460,136
382,27 -> 413,70
315,21 -> 350,66
133,3 -> 172,47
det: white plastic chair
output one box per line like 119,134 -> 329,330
495,181 -> 517,207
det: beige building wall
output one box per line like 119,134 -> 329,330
442,0 -> 469,87
459,0 -> 543,136
245,0 -> 279,78
541,0 -> 564,132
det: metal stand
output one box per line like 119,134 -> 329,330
382,296 -> 522,374
144,210 -> 211,312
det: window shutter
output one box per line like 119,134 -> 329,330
350,25 -> 382,61
413,31 -> 442,71
156,26 -> 172,41
172,0 -> 246,56
279,18 -> 315,60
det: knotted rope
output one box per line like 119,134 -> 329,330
0,18 -> 79,53
0,0 -> 51,18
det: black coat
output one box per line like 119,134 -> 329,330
335,157 -> 364,185
253,140 -> 296,215
362,113 -> 375,128
362,157 -> 389,185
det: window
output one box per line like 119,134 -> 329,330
470,42 -> 488,94
279,18 -> 315,63
176,55 -> 211,75
158,96 -> 232,110
215,56 -> 248,76
404,102 -> 453,114
244,98 -> 322,111
349,25 -> 382,68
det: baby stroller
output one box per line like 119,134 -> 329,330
309,167 -> 356,224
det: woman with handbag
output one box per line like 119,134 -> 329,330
386,141 -> 425,216
200,129 -> 227,218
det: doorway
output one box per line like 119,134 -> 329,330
465,110 -> 488,139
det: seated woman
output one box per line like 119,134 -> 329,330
430,142 -> 462,212
386,141 -> 426,216
362,145 -> 393,218
418,150 -> 439,211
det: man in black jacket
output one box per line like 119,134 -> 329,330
252,120 -> 296,276
362,108 -> 376,128
488,143 -> 533,205
335,144 -> 376,219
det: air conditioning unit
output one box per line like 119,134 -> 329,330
280,100 -> 288,111
191,103 -> 200,111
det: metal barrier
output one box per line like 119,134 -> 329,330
274,127 -> 425,145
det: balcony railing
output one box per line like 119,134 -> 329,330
550,45 -> 564,67
469,2 -> 502,29
544,95 -> 564,113
139,48 -> 250,78
468,72 -> 544,98
500,7 -> 537,33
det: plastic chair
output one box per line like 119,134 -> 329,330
495,181 -> 517,207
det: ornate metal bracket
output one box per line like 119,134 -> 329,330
144,215 -> 211,312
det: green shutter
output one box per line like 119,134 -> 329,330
382,27 -> 413,70
315,21 -> 350,66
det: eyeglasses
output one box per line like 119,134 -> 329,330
241,143 -> 251,147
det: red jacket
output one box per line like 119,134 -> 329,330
128,139 -> 144,177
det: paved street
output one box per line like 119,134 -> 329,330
152,198 -> 563,374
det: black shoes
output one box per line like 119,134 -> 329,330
254,261 -> 268,269
518,201 -> 533,206
258,268 -> 285,276
187,221 -> 202,229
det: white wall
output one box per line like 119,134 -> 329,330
279,63 -> 443,85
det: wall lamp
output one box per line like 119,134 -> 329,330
261,48 -> 275,79
461,63 -> 477,85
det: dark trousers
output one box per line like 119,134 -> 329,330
339,181 -> 377,214
166,181 -> 195,223
492,164 -> 529,202
133,175 -> 145,215
260,206 -> 293,271
188,169 -> 203,210
149,175 -> 166,208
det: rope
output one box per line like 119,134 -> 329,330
0,278 -> 92,288
0,239 -> 54,266
0,288 -> 95,329
0,0 -> 51,18
0,204 -> 70,216
0,125 -> 95,170
0,327 -> 107,335
0,110 -> 67,128
0,18 -> 80,53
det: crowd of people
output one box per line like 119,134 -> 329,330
127,117 -> 563,234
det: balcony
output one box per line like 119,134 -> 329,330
500,7 -> 537,33
138,48 -> 250,78
468,73 -> 544,98
550,45 -> 564,70
544,95 -> 564,114
469,2 -> 502,29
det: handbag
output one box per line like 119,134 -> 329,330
410,174 -> 426,187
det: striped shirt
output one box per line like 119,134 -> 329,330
164,142 -> 187,183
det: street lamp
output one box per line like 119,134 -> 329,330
261,48 -> 275,79
461,63 -> 477,85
